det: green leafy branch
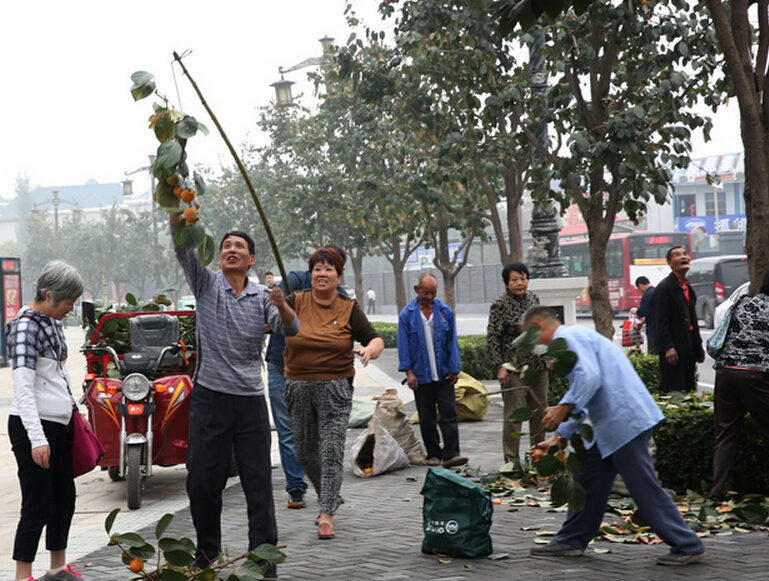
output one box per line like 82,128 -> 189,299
500,324 -> 590,512
105,508 -> 285,581
130,71 -> 215,266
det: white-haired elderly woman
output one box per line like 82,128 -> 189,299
7,260 -> 87,581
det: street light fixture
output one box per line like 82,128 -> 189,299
270,35 -> 335,107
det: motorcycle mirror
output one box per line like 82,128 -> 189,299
82,301 -> 96,326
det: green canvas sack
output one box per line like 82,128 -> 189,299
420,468 -> 493,558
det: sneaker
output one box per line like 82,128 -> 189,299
530,540 -> 584,557
656,551 -> 705,566
425,457 -> 441,466
288,490 -> 306,509
41,564 -> 91,581
442,455 -> 468,468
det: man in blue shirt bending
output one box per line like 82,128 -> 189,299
398,273 -> 466,468
522,306 -> 705,567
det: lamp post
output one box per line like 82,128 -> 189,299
34,189 -> 77,232
270,35 -> 335,107
527,30 -> 566,279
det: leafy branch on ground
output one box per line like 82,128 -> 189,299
105,508 -> 285,580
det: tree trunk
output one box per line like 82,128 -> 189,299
706,0 -> 769,292
349,247 -> 365,305
505,163 -> 524,264
382,234 -> 420,313
581,177 -> 618,339
431,208 -> 475,312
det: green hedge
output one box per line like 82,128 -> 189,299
653,400 -> 769,496
371,322 -> 398,349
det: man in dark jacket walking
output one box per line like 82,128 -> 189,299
651,246 -> 704,392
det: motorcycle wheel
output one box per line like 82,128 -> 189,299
108,466 -> 124,482
127,445 -> 143,510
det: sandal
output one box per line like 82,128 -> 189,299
318,522 -> 335,539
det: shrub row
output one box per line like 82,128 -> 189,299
654,400 -> 769,496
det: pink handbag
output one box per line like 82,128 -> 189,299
70,408 -> 105,477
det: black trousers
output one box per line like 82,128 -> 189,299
9,415 -> 75,563
186,385 -> 277,571
413,378 -> 460,461
712,367 -> 769,498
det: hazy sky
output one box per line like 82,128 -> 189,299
0,0 -> 742,200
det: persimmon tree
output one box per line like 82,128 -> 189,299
509,0 -> 721,336
496,0 -> 769,299
378,0 -> 534,268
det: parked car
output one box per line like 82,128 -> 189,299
713,281 -> 750,329
688,255 -> 749,328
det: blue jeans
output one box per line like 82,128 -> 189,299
268,362 -> 308,494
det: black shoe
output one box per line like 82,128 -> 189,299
530,540 -> 583,557
288,490 -> 306,509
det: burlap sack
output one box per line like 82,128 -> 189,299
371,388 -> 427,465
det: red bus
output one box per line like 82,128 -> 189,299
560,232 -> 692,313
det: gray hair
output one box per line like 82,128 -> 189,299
34,260 -> 84,304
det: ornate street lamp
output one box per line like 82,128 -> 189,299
528,29 -> 566,279
270,35 -> 335,107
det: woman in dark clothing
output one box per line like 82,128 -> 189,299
711,270 -> 769,500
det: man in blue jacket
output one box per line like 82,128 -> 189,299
398,273 -> 466,468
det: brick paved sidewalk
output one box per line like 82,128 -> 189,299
76,352 -> 764,581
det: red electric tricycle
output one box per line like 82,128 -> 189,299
80,304 -> 196,509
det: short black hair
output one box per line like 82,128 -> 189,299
265,271 -> 273,276
220,230 -> 255,256
635,276 -> 650,287
502,262 -> 529,284
666,245 -> 685,263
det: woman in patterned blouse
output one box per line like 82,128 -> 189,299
711,269 -> 769,500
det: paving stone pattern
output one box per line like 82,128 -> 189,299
77,350 -> 765,580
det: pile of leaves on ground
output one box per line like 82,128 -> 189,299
458,461 -> 769,549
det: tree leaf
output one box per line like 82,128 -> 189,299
194,171 -> 206,196
511,406 -> 535,422
154,113 -> 177,143
116,532 -> 148,548
105,508 -> 120,535
733,503 -> 768,525
163,549 -> 195,567
536,452 -> 563,478
157,140 -> 183,170
576,423 -> 594,443
158,538 -> 193,554
160,569 -> 188,581
125,293 -> 138,306
553,350 -> 578,376
198,234 -> 216,266
547,337 -> 569,358
131,543 -> 156,560
251,543 -> 287,564
177,115 -> 199,139
181,223 -> 206,250
524,367 -> 543,388
512,325 -> 540,352
130,71 -> 156,101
